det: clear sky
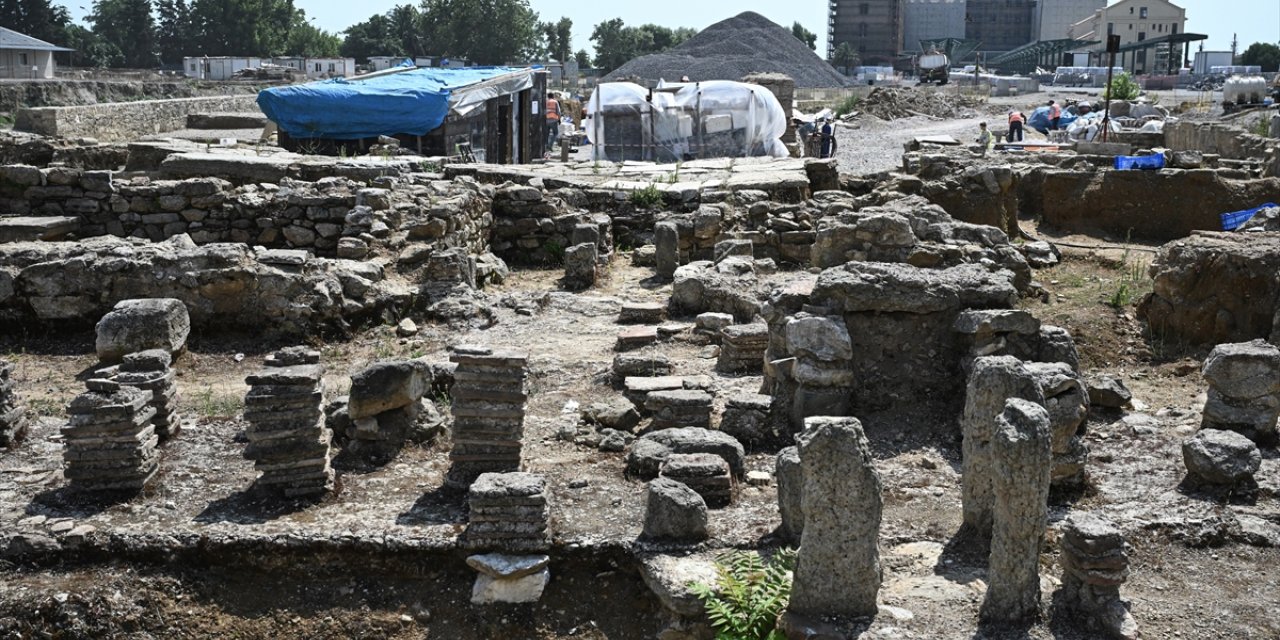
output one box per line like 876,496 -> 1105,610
56,0 -> 1280,56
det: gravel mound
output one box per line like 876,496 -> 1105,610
858,87 -> 986,120
603,12 -> 852,89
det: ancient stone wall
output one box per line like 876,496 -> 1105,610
1140,232 -> 1280,346
1036,169 -> 1280,241
1164,120 -> 1274,160
14,95 -> 261,142
0,164 -> 492,256
0,236 -> 398,335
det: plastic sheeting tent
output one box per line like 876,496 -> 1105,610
584,80 -> 787,162
257,66 -> 537,140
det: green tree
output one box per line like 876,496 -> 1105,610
63,23 -> 123,68
590,19 -> 694,74
539,16 -> 572,62
0,0 -> 73,46
188,0 -> 298,57
574,48 -> 590,68
417,0 -> 541,64
831,41 -> 859,74
89,0 -> 158,68
388,4 -> 425,57
286,17 -> 341,57
1240,42 -> 1280,72
791,21 -> 817,51
342,14 -> 404,61
589,18 -> 632,73
154,0 -> 193,65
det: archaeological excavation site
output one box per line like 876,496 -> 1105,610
2,12 -> 1280,639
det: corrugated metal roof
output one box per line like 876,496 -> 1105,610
0,27 -> 75,52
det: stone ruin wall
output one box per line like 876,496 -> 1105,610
14,95 -> 261,143
1164,120 -> 1276,162
0,164 -> 492,256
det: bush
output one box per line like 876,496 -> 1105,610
1104,72 -> 1141,101
629,183 -> 663,209
690,549 -> 796,640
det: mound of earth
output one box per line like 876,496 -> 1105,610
603,12 -> 852,89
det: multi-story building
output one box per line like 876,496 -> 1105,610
903,0 -> 967,51
828,0 -> 905,66
1068,0 -> 1188,73
1034,0 -> 1107,41
964,0 -> 1038,55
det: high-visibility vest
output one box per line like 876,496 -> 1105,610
546,99 -> 561,122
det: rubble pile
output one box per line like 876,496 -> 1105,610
857,87 -> 984,121
62,379 -> 158,492
341,359 -> 445,458
0,360 -> 27,446
115,349 -> 180,441
241,347 -> 334,498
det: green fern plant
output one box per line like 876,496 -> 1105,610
689,549 -> 797,640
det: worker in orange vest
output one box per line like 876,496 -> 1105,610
546,92 -> 561,150
1047,100 -> 1062,131
1007,110 -> 1026,142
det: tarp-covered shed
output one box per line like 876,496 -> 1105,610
257,65 -> 547,162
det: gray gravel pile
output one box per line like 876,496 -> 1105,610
604,12 -> 852,89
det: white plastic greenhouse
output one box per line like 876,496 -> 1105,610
584,80 -> 789,163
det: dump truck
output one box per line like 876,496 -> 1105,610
918,52 -> 949,85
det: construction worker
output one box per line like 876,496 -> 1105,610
1007,110 -> 1026,142
545,92 -> 562,150
1048,100 -> 1062,131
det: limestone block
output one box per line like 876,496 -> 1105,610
789,416 -> 882,619
95,298 -> 191,364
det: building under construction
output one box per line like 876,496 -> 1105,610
832,0 -> 1104,63
827,0 -> 904,67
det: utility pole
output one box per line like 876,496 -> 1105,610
1231,33 -> 1238,63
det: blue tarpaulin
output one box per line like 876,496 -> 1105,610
1028,105 -> 1080,135
258,66 -> 527,140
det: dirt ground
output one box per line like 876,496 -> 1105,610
1,249 -> 1278,639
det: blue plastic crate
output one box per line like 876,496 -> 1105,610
1221,203 -> 1278,231
1114,154 -> 1166,170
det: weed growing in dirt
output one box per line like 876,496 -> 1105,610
691,549 -> 796,640
191,388 -> 243,420
26,397 -> 61,417
543,240 -> 566,264
1107,233 -> 1151,309
629,184 -> 663,209
835,95 -> 860,116
1254,117 -> 1271,138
